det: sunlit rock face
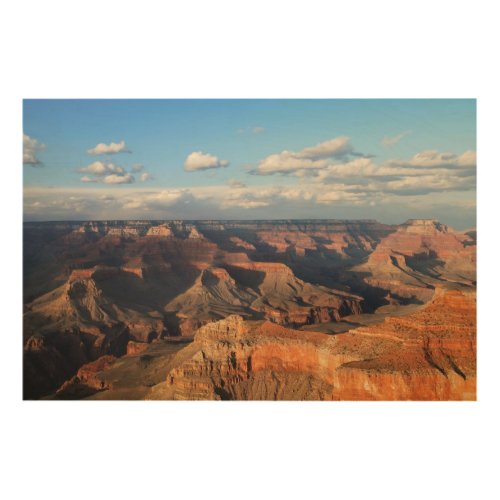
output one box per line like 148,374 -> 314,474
149,290 -> 476,401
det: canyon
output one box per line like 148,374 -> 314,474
23,219 -> 476,400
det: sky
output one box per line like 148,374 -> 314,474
23,99 -> 476,228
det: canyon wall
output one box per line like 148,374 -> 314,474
147,289 -> 475,401
23,219 -> 476,399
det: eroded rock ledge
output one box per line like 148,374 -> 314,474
148,289 -> 476,401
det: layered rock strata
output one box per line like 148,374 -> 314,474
148,289 -> 475,401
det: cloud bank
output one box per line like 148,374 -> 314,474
24,133 -> 476,230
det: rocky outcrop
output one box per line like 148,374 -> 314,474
226,260 -> 363,327
229,237 -> 256,251
106,227 -> 142,237
354,219 -> 476,301
187,226 -> 204,239
164,261 -> 363,335
23,264 -> 167,398
149,289 -> 475,400
23,331 -> 90,399
55,355 -> 117,398
164,267 -> 259,335
146,224 -> 174,237
126,341 -> 150,356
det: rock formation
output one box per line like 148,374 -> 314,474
22,219 -> 476,400
353,219 -> 476,302
147,289 -> 475,401
146,223 -> 174,237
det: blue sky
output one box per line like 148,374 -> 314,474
23,99 -> 476,228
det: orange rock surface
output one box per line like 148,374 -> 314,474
150,289 -> 475,400
126,341 -> 150,356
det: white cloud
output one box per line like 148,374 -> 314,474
381,131 -> 411,147
316,190 -> 364,205
23,177 -> 476,228
140,172 -> 153,182
87,140 -> 130,155
223,200 -> 270,209
120,189 -> 192,211
78,161 -> 135,184
103,173 -> 135,184
132,163 -> 144,172
315,149 -> 477,196
279,188 -> 314,201
219,185 -> 278,209
257,151 -> 330,174
316,158 -> 378,181
255,136 -> 352,175
148,189 -> 189,205
383,173 -> 475,195
23,134 -> 45,166
79,161 -> 125,176
296,136 -> 352,160
184,151 -> 229,171
388,149 -> 476,169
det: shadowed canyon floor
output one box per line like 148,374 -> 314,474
23,219 -> 476,400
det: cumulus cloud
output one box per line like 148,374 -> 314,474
87,140 -> 130,155
316,158 -> 379,181
103,173 -> 135,184
255,136 -> 353,175
79,161 -> 125,176
23,134 -> 46,166
148,189 -> 190,206
314,149 -> 476,197
257,152 -> 330,175
297,136 -> 353,160
78,161 -> 135,184
132,163 -> 144,172
23,137 -> 476,228
184,151 -> 229,172
381,131 -> 411,147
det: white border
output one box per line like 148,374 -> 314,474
1,1 -> 498,499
